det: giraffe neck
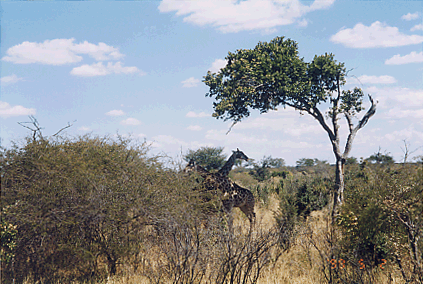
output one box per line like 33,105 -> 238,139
218,153 -> 236,176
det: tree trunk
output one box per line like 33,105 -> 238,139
332,157 -> 345,218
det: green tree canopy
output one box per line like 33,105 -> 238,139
296,158 -> 316,167
366,149 -> 395,164
296,158 -> 328,167
345,156 -> 358,165
184,146 -> 227,171
248,156 -> 285,181
203,36 -> 377,215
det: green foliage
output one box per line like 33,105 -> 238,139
1,135 -> 197,283
275,173 -> 331,251
339,164 -> 423,282
345,156 -> 358,165
296,158 -> 328,168
340,87 -> 365,115
271,170 -> 292,179
203,36 -> 354,123
0,206 -> 18,264
275,190 -> 299,251
366,148 -> 395,164
249,166 -> 270,182
414,155 -> 423,164
184,146 -> 227,171
248,156 -> 285,181
296,158 -> 316,167
262,156 -> 285,168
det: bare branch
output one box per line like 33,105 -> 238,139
401,139 -> 422,164
18,115 -> 44,141
343,95 -> 377,157
226,121 -> 238,135
356,95 -> 377,130
52,120 -> 76,137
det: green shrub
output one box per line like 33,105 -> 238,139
1,135 -> 197,283
275,173 -> 331,251
338,164 -> 423,283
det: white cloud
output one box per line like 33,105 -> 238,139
2,38 -> 123,65
206,129 -> 269,144
385,107 -> 423,119
181,77 -> 200,88
71,62 -> 109,76
209,59 -> 227,73
78,126 -> 91,132
151,134 -> 212,150
384,126 -> 423,142
1,74 -> 23,85
385,51 -> 423,65
411,24 -> 423,31
70,62 -> 141,77
297,18 -> 308,27
106,109 -> 125,116
70,41 -> 124,61
120,118 -> 142,125
186,111 -> 209,118
330,21 -> 423,48
402,12 -> 419,21
0,101 -> 36,118
233,115 -> 323,136
205,129 -> 323,151
153,135 -> 188,146
367,86 -> 423,109
187,125 -> 203,131
348,75 -> 397,85
158,0 -> 334,33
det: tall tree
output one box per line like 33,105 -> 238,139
203,36 -> 377,217
184,146 -> 227,171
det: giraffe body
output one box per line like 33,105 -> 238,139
184,158 -> 255,225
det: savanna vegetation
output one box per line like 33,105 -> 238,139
1,36 -> 422,283
1,136 -> 422,284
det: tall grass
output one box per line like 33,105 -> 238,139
3,136 -> 419,283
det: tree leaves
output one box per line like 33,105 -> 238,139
204,37 -> 350,122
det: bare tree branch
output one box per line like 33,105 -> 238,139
226,121 -> 238,135
18,115 -> 44,141
401,139 -> 422,164
52,120 -> 76,137
343,95 -> 377,157
18,116 -> 76,140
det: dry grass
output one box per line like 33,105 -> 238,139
23,196 -> 405,284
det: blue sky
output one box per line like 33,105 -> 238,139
1,0 -> 422,166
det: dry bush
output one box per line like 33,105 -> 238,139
136,208 -> 280,284
0,135 -> 198,283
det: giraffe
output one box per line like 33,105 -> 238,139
217,148 -> 249,177
222,181 -> 255,224
184,159 -> 256,226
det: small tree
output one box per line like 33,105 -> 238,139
366,148 -> 394,165
249,156 -> 285,181
203,36 -> 377,216
262,156 -> 285,168
296,158 -> 317,167
345,156 -> 358,165
184,146 -> 227,171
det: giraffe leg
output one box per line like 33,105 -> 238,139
239,205 -> 255,227
221,199 -> 234,232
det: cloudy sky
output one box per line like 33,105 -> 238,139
1,0 -> 422,165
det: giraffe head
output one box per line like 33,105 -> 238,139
233,148 -> 249,162
183,159 -> 209,175
183,159 -> 196,174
